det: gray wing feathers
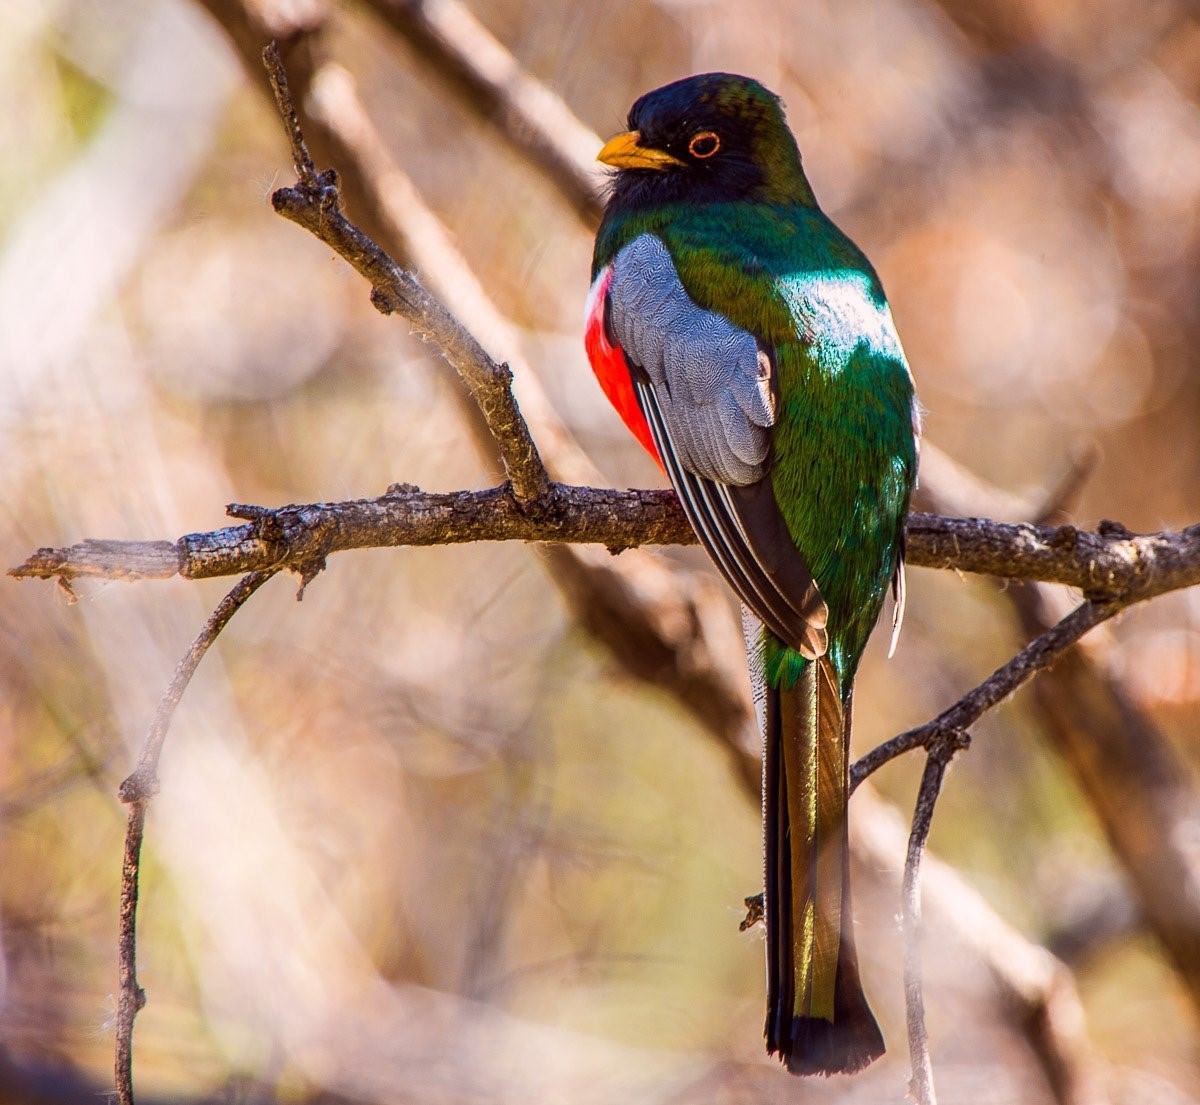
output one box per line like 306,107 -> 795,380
637,378 -> 828,659
610,233 -> 829,659
607,235 -> 774,485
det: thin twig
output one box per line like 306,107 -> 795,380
902,742 -> 961,1105
850,600 -> 1119,789
114,802 -> 147,1105
259,43 -> 551,503
262,40 -> 317,184
852,602 -> 1120,1100
864,602 -> 1117,1098
114,570 -> 277,1105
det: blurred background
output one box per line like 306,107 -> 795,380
2,0 -> 1199,1102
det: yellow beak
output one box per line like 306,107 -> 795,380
596,131 -> 684,171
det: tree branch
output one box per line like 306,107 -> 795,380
843,595 -> 1121,1104
115,570 -> 277,1105
12,489 -> 1200,605
902,742 -> 959,1105
261,41 -> 549,502
850,599 -> 1120,788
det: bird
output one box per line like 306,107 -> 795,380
585,73 -> 919,1076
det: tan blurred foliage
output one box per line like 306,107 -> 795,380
1,0 -> 1198,1102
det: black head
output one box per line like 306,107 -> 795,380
598,73 -> 815,210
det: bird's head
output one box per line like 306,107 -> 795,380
598,73 -> 815,210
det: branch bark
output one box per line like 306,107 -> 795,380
12,490 -> 1200,603
261,42 -> 550,502
903,744 -> 961,1105
115,570 -> 278,1105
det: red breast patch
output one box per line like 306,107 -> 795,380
584,267 -> 663,469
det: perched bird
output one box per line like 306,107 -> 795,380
585,73 -> 919,1075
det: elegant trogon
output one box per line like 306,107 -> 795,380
585,73 -> 919,1076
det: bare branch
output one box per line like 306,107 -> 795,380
259,43 -> 550,502
852,598 -> 1116,1098
262,40 -> 318,184
851,789 -> 1108,1105
850,600 -> 1118,787
11,539 -> 183,581
8,485 -> 680,582
115,570 -> 277,1105
114,805 -> 146,1105
12,490 -> 1200,609
902,743 -> 960,1105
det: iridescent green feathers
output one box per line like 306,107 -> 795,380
590,72 -> 917,1076
597,199 -> 916,690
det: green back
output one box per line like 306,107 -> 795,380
594,202 -> 917,690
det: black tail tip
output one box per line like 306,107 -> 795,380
770,1014 -> 885,1077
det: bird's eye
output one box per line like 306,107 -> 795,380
688,131 -> 720,159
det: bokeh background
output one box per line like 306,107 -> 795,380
2,0 -> 1199,1102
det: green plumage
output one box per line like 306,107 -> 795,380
595,200 -> 916,692
591,72 -> 917,1075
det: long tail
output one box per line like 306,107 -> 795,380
763,655 -> 884,1075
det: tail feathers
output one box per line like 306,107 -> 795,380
764,657 -> 884,1076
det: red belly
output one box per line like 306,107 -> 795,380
584,268 -> 662,468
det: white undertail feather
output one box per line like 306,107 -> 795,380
741,601 -> 771,1000
741,604 -> 769,741
887,560 -> 907,660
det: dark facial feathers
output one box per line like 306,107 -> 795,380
607,72 -> 814,210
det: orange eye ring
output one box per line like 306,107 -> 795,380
688,131 -> 720,159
